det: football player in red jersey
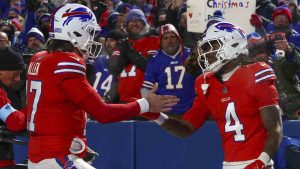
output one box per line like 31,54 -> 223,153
26,3 -> 179,169
144,21 -> 283,169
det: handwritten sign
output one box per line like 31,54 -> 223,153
187,0 -> 256,34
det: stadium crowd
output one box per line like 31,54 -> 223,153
0,0 -> 300,168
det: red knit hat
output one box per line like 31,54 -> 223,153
272,7 -> 293,22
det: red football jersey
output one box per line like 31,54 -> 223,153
26,51 -> 141,162
183,62 -> 278,162
118,36 -> 159,102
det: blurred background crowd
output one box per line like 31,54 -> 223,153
0,0 -> 299,121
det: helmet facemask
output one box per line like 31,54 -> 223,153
68,23 -> 103,58
197,38 -> 229,73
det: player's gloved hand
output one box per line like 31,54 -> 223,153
244,160 -> 266,169
250,14 -> 263,28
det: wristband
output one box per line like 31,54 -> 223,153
0,103 -> 16,122
137,98 -> 149,113
258,152 -> 270,165
154,113 -> 169,125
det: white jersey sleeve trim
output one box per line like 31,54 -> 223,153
54,69 -> 86,76
57,62 -> 86,70
255,68 -> 273,76
255,74 -> 275,83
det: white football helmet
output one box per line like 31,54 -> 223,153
197,21 -> 248,73
49,3 -> 102,58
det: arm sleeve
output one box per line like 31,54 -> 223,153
0,94 -> 26,132
182,78 -> 211,129
61,76 -> 141,123
253,66 -> 279,108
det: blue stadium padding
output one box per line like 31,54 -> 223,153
86,121 -> 135,169
14,121 -> 300,169
134,121 -> 223,169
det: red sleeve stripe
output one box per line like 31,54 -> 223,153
255,68 -> 273,77
57,62 -> 86,70
255,74 -> 276,83
54,69 -> 86,75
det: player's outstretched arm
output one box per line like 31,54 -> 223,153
65,77 -> 179,124
141,112 -> 195,138
245,105 -> 283,168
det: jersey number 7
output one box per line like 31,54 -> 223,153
27,80 -> 42,132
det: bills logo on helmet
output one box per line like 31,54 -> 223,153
62,7 -> 92,26
215,22 -> 246,38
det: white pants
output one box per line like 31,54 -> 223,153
223,159 -> 274,169
28,154 -> 96,169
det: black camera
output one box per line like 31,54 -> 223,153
264,32 -> 285,47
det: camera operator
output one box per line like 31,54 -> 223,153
0,46 -> 27,169
248,32 -> 300,120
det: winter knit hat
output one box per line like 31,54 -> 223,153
8,7 -> 21,15
115,3 -> 132,14
160,24 -> 184,63
272,6 -> 293,22
125,9 -> 147,26
26,27 -> 45,44
0,47 -> 24,70
206,10 -> 225,29
247,32 -> 262,48
108,12 -> 119,29
105,30 -> 127,41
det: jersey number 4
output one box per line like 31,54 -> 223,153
225,102 -> 245,141
27,80 -> 42,132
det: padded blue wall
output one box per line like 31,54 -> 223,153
14,121 -> 300,169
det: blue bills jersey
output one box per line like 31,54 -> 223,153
143,47 -> 196,114
93,55 -> 116,97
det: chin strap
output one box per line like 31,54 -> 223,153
201,73 -> 209,95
